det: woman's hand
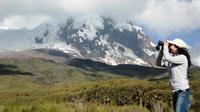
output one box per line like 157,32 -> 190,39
164,41 -> 169,48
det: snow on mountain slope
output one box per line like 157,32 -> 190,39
0,16 -> 157,66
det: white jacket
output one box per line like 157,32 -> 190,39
163,46 -> 189,92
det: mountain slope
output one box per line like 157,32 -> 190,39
0,16 -> 157,66
58,16 -> 156,66
0,49 -> 167,84
0,57 -> 123,85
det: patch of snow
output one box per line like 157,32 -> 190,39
114,21 -> 133,32
134,58 -> 148,65
87,50 -> 91,54
150,42 -> 156,47
113,20 -> 144,37
143,48 -> 155,56
73,15 -> 104,41
137,34 -> 143,39
100,42 -> 148,65
119,29 -> 123,32
73,15 -> 104,30
114,42 -> 137,59
79,38 -> 83,43
52,42 -> 82,57
95,34 -> 109,47
71,34 -> 77,38
77,29 -> 85,37
95,40 -> 100,46
99,35 -> 109,46
140,30 -> 146,36
99,53 -> 118,66
79,27 -> 96,40
133,25 -> 142,32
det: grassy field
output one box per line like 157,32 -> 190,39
0,58 -> 200,112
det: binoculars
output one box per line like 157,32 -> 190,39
156,41 -> 164,50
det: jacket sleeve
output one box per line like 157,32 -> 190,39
163,46 -> 187,64
156,47 -> 163,66
156,47 -> 169,67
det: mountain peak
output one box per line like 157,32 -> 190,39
0,16 -> 157,66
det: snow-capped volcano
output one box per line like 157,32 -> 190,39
0,16 -> 156,66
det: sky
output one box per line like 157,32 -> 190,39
0,0 -> 200,65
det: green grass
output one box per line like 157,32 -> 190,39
0,103 -> 151,112
0,58 -> 125,85
1,78 -> 199,112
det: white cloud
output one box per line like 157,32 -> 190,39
135,0 -> 200,36
192,56 -> 200,67
0,0 -> 149,29
191,43 -> 200,67
0,0 -> 200,36
0,15 -> 50,29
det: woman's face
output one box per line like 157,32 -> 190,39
169,44 -> 178,54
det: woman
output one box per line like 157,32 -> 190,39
156,38 -> 192,112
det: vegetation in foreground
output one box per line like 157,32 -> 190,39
0,77 -> 200,112
0,103 -> 150,112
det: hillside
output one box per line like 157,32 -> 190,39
0,58 -> 125,86
1,52 -> 199,85
1,49 -> 199,84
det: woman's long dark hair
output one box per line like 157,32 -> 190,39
177,48 -> 192,68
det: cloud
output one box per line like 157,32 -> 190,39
0,15 -> 50,29
135,0 -> 200,36
0,0 -> 200,66
191,43 -> 200,67
0,0 -> 200,36
0,0 -> 149,29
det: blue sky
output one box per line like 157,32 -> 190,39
143,26 -> 200,47
169,28 -> 200,47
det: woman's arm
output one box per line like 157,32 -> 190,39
163,41 -> 187,64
